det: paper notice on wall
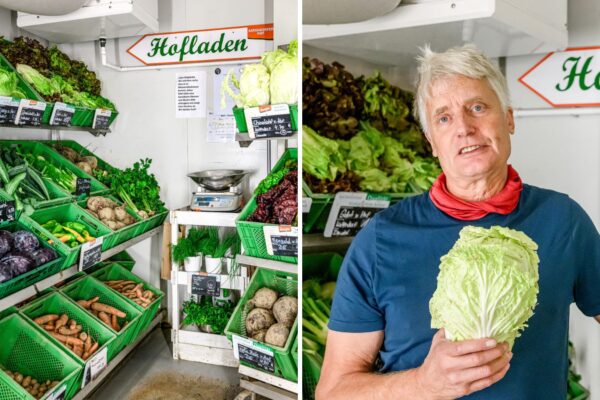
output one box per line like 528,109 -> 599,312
213,65 -> 241,116
207,112 -> 236,143
176,72 -> 207,118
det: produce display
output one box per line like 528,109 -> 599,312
32,313 -> 100,360
430,226 -> 540,348
182,297 -> 235,335
76,296 -> 128,332
85,196 -> 137,231
105,280 -> 157,309
41,220 -> 96,248
302,57 -> 440,195
247,169 -> 298,225
245,287 -> 298,347
0,230 -> 58,284
0,147 -> 54,214
221,40 -> 298,108
52,144 -> 109,179
2,368 -> 59,399
0,37 -> 116,111
0,63 -> 26,99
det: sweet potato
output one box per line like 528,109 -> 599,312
58,325 -> 82,336
97,311 -> 112,326
77,296 -> 100,309
92,302 -> 126,318
54,314 -> 68,331
33,314 -> 59,325
50,332 -> 84,347
82,341 -> 99,360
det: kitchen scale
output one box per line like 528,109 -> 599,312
188,170 -> 249,212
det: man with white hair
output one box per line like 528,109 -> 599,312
315,44 -> 600,399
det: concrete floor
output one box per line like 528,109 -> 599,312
88,326 -> 243,400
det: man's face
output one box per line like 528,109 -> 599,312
425,75 -> 514,182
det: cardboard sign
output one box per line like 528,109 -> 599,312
79,237 -> 103,272
16,99 -> 45,126
233,335 -> 275,373
75,178 -> 91,196
302,197 -> 312,214
324,192 -> 390,237
82,347 -> 107,387
191,274 -> 221,296
245,104 -> 293,139
50,102 -> 75,127
0,96 -> 19,124
0,201 -> 16,222
46,384 -> 67,400
92,109 -> 111,130
264,225 -> 298,257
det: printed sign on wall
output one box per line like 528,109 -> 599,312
519,46 -> 600,107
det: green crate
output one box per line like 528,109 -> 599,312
22,203 -> 113,269
92,251 -> 136,272
302,349 -> 323,400
236,149 -> 298,263
61,276 -> 142,355
225,268 -> 298,382
0,177 -> 72,212
0,314 -> 82,400
77,195 -> 144,249
90,263 -> 164,337
40,140 -> 118,176
302,252 -> 344,281
0,220 -> 66,300
132,207 -> 168,237
291,336 -> 298,372
233,104 -> 298,134
0,54 -> 52,125
20,292 -> 116,367
0,141 -> 109,197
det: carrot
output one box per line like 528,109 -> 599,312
111,314 -> 121,332
82,341 -> 99,360
77,296 -> 100,309
80,332 -> 88,342
50,332 -> 84,347
91,303 -> 126,318
58,326 -> 82,336
43,325 -> 55,332
84,335 -> 92,353
97,311 -> 112,326
72,345 -> 83,358
54,314 -> 68,331
33,314 -> 59,325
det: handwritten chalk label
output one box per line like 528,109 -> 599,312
82,346 -> 107,387
50,102 -> 75,126
92,108 -> 111,130
324,192 -> 390,237
0,201 -> 16,222
191,274 -> 221,296
245,104 -> 293,139
79,237 -> 103,272
15,99 -> 45,126
76,178 -> 91,196
0,96 -> 19,124
232,335 -> 275,373
264,225 -> 298,257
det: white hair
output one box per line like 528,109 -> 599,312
414,44 -> 511,135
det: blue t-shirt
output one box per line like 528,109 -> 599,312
329,184 -> 600,399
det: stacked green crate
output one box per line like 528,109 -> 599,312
90,263 -> 164,337
225,268 -> 298,382
61,276 -> 142,354
0,314 -> 82,400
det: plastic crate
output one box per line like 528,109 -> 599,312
0,314 -> 82,400
225,268 -> 298,382
77,195 -> 144,249
0,54 -> 52,125
302,252 -> 344,281
0,220 -> 66,300
20,292 -> 116,366
90,263 -> 164,337
302,349 -> 323,400
22,203 -> 113,269
41,140 -> 118,176
236,149 -> 298,263
233,104 -> 298,134
132,207 -> 168,237
61,276 -> 142,355
0,141 -> 109,197
92,251 -> 136,272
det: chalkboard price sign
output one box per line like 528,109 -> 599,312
264,225 -> 298,257
92,109 -> 111,130
238,343 -> 275,373
331,206 -> 383,237
50,102 -> 75,127
0,96 -> 19,124
76,178 -> 91,196
79,237 -> 103,272
0,201 -> 16,222
245,104 -> 294,139
16,99 -> 46,126
191,274 -> 221,296
324,192 -> 390,238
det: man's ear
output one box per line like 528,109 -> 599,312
506,107 -> 515,135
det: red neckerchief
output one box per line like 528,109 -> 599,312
429,165 -> 523,221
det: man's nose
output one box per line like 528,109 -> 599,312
455,111 -> 475,137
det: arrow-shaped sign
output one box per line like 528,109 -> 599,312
519,46 -> 600,107
127,24 -> 273,66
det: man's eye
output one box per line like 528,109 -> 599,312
473,104 -> 484,112
439,116 -> 449,123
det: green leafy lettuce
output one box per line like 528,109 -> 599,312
302,125 -> 346,181
430,226 -> 539,349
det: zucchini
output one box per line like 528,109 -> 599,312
7,164 -> 28,178
26,166 -> 49,200
6,172 -> 26,196
20,181 -> 45,201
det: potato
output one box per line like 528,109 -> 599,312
76,162 -> 93,175
137,210 -> 149,219
115,221 -> 127,229
265,323 -> 290,347
245,308 -> 275,336
272,296 -> 298,327
80,156 -> 98,170
252,329 -> 267,343
102,219 -> 118,230
250,287 -> 278,310
58,147 -> 79,163
114,206 -> 129,222
98,207 -> 116,221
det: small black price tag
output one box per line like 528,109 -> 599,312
16,99 -> 45,126
330,205 -> 384,237
270,235 -> 298,257
191,274 -> 221,296
0,96 -> 19,124
238,343 -> 275,373
76,178 -> 91,196
0,201 -> 16,222
92,109 -> 111,130
50,102 -> 75,127
250,114 -> 293,138
325,193 -> 391,238
79,238 -> 103,272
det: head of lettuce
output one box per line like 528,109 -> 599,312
429,226 -> 540,349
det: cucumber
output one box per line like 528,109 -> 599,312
0,156 -> 9,185
26,166 -> 49,200
6,172 -> 26,196
20,181 -> 45,201
7,164 -> 28,178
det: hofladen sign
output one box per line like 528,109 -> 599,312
127,24 -> 273,66
518,46 -> 600,107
